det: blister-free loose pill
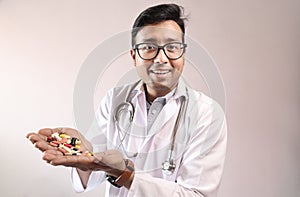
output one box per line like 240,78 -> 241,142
72,153 -> 82,156
75,145 -> 80,149
51,132 -> 62,141
70,138 -> 79,146
53,140 -> 62,144
82,151 -> 93,156
72,147 -> 79,151
49,141 -> 59,147
47,136 -> 54,142
59,134 -> 70,139
76,140 -> 81,145
59,145 -> 72,153
63,143 -> 73,148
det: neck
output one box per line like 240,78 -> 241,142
144,84 -> 176,102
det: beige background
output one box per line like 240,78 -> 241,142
0,0 -> 299,196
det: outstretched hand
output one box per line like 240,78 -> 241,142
26,128 -> 126,176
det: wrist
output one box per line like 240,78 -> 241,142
106,159 -> 135,189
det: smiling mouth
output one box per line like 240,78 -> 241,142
150,70 -> 171,75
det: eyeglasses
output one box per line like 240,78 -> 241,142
133,42 -> 187,60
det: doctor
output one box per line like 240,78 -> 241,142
27,3 -> 227,197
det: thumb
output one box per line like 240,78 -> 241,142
93,152 -> 105,164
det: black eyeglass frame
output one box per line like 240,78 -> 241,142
133,42 -> 187,60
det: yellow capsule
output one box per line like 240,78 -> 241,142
75,145 -> 80,149
59,134 -> 70,138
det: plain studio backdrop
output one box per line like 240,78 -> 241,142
0,0 -> 299,196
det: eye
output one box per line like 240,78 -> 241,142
166,43 -> 180,52
138,44 -> 157,51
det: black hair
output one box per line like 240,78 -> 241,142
131,3 -> 187,46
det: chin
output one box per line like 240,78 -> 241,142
151,80 -> 177,92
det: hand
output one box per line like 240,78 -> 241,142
26,127 -> 92,154
26,128 -> 126,176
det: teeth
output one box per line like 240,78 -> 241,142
152,70 -> 170,74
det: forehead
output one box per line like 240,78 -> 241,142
135,20 -> 184,43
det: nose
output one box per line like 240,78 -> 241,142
153,48 -> 168,64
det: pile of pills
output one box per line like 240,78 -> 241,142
47,132 -> 93,156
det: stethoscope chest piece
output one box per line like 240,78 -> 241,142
162,159 -> 176,175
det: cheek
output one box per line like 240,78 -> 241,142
172,59 -> 184,73
135,58 -> 152,68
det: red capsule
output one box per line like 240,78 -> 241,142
49,141 -> 59,147
47,136 -> 54,142
63,143 -> 72,148
52,140 -> 62,145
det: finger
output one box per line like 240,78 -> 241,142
50,155 -> 93,167
37,128 -> 55,136
27,133 -> 48,144
26,133 -> 40,144
93,152 -> 105,162
38,128 -> 70,136
99,150 -> 123,164
93,150 -> 124,171
43,149 -> 64,160
45,149 -> 63,155
34,140 -> 56,152
26,132 -> 37,139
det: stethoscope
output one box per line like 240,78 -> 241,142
114,81 -> 187,175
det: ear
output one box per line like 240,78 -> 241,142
130,49 -> 137,67
130,49 -> 136,60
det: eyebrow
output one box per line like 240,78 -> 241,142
140,38 -> 182,43
141,38 -> 157,43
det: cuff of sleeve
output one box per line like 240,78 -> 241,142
71,168 -> 106,193
71,168 -> 85,193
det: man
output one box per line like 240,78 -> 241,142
27,3 -> 227,197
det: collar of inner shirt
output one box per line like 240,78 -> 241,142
129,78 -> 188,106
143,83 -> 176,107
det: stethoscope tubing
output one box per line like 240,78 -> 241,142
114,81 -> 188,175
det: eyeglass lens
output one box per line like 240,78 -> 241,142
136,43 -> 186,60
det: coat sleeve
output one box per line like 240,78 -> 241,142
71,89 -> 113,192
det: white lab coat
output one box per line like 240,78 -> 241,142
71,78 -> 227,197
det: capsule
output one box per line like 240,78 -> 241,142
47,136 -> 54,142
72,147 -> 79,151
75,145 -> 80,149
59,134 -> 70,139
59,144 -> 72,153
49,141 -> 59,147
51,132 -> 62,141
70,138 -> 81,146
63,143 -> 73,148
53,140 -> 62,145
